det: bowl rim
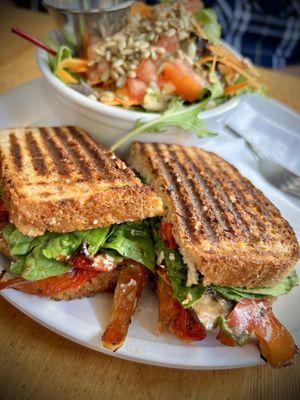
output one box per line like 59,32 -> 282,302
42,0 -> 134,14
36,40 -> 241,123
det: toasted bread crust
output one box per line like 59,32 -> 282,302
0,127 -> 163,236
129,142 -> 299,288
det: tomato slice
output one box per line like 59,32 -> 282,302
0,269 -> 100,297
0,199 -> 9,223
70,253 -> 117,272
174,302 -> 206,341
218,298 -> 297,367
136,59 -> 157,84
160,59 -> 202,102
88,57 -> 110,86
159,221 -> 178,249
126,78 -> 147,102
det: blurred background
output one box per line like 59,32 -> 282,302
11,0 -> 300,72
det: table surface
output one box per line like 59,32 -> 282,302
0,4 -> 299,400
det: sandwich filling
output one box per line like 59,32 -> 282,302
152,218 -> 298,367
0,198 -> 156,297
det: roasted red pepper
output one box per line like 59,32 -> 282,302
69,253 -> 117,272
0,268 -> 100,296
217,298 -> 297,367
159,221 -> 178,249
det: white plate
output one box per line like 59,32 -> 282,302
0,79 -> 299,370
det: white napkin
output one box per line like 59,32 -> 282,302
225,94 -> 300,176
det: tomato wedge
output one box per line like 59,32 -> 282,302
0,199 -> 9,223
126,78 -> 147,102
156,35 -> 179,53
136,59 -> 157,84
156,275 -> 206,342
70,253 -> 117,272
160,59 -> 202,102
159,221 -> 177,249
217,298 -> 297,367
0,269 -> 100,297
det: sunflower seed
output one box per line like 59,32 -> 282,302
155,27 -> 163,34
151,51 -> 158,61
116,76 -> 126,88
121,49 -> 133,56
147,32 -> 155,41
128,70 -> 136,78
112,59 -> 124,68
100,91 -> 115,102
101,70 -> 110,82
156,47 -> 166,55
111,70 -> 119,80
88,94 -> 98,101
106,50 -> 111,61
166,28 -> 176,37
105,41 -> 117,49
116,66 -> 125,75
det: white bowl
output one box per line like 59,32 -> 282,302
36,45 -> 241,152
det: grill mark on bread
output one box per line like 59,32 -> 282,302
212,155 -> 270,219
165,146 -> 218,240
40,128 -> 70,175
210,156 -> 269,238
180,148 -> 232,234
25,131 -> 48,176
151,143 -> 210,240
195,151 -> 251,236
9,134 -> 23,170
53,127 -> 94,180
69,127 -> 136,182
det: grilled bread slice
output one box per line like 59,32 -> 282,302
129,142 -> 299,288
0,127 -> 163,236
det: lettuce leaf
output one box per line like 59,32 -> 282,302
103,221 -> 155,270
42,227 -> 110,259
194,8 -> 221,44
151,219 -> 206,307
22,246 -> 71,281
3,224 -> 45,256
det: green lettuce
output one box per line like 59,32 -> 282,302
3,221 -> 155,281
215,272 -> 298,301
194,8 -> 221,44
103,221 -> 155,270
151,220 -> 206,307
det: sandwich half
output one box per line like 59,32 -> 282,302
0,127 -> 163,350
129,142 -> 299,367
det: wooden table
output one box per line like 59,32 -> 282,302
0,4 -> 299,400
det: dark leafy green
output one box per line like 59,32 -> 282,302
103,221 -> 155,270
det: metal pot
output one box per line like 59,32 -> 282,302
43,0 -> 133,53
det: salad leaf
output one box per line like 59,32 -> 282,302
207,71 -> 224,99
194,8 -> 221,44
42,227 -> 110,259
53,45 -> 72,73
111,97 -> 214,151
164,246 -> 206,307
151,220 -> 206,307
2,224 -> 43,256
10,257 -> 26,275
22,245 -> 71,281
214,271 -> 298,301
103,221 -> 155,270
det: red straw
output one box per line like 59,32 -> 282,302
11,27 -> 57,56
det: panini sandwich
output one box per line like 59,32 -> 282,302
129,142 -> 299,367
0,127 -> 163,350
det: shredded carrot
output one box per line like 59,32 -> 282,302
198,56 -> 215,65
211,54 -> 217,74
217,57 -> 260,88
130,2 -> 152,17
224,80 -> 250,95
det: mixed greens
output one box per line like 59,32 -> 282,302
47,1 -> 264,150
3,220 -> 155,281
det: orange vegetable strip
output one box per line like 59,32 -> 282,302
60,58 -> 88,73
102,263 -> 148,351
56,68 -> 78,84
198,56 -> 215,65
224,80 -> 250,95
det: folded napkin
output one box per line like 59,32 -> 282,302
225,94 -> 300,176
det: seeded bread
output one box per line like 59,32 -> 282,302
0,127 -> 163,236
129,142 -> 299,288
